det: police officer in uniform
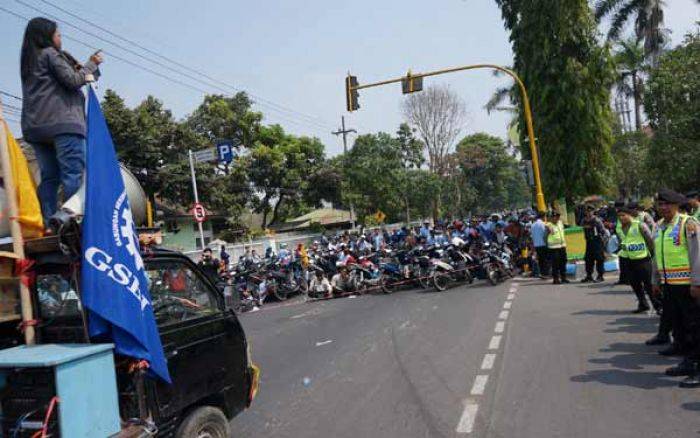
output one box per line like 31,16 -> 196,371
649,189 -> 700,388
616,206 -> 657,313
629,201 -> 656,233
686,191 -> 700,220
545,211 -> 569,285
581,205 -> 606,283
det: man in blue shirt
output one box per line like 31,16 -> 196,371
530,212 -> 549,277
420,221 -> 431,239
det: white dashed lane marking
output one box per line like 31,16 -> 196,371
471,375 -> 489,395
456,401 -> 479,434
481,353 -> 497,370
494,321 -> 505,334
457,280 -> 520,434
488,335 -> 502,350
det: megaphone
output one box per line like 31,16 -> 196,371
0,140 -> 149,238
48,163 -> 148,232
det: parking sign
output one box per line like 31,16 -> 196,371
217,141 -> 236,164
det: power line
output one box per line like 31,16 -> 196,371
36,0 -> 336,130
0,90 -> 22,101
12,0 -> 335,132
0,6 -> 329,133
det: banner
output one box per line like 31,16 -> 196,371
1,120 -> 43,238
80,87 -> 171,383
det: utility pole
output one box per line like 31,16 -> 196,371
188,149 -> 206,250
331,116 -> 357,229
331,116 -> 356,154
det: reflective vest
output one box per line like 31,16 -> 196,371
617,220 -> 649,260
547,220 -> 566,249
654,214 -> 690,285
693,207 -> 700,221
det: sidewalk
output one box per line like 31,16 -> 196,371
486,278 -> 700,438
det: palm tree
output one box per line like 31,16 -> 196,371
594,0 -> 669,62
613,38 -> 647,130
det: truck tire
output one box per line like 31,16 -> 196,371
176,406 -> 230,438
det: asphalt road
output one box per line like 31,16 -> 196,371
230,277 -> 700,438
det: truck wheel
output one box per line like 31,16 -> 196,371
176,406 -> 229,438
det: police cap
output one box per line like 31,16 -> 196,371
656,188 -> 687,205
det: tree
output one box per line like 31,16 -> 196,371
187,93 -> 262,148
495,0 -> 616,202
401,85 -> 466,175
594,0 -> 668,61
401,85 -> 466,220
614,38 -> 647,130
643,31 -> 700,191
102,90 -> 179,205
454,133 -> 530,212
247,125 -> 326,228
611,131 -> 651,199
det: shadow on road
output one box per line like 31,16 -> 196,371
570,369 -> 678,390
586,289 -> 632,296
571,309 -> 632,316
681,402 -> 700,411
571,308 -> 682,391
603,316 -> 658,335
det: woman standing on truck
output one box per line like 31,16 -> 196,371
20,17 -> 103,226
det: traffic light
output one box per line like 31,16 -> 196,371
401,72 -> 423,94
346,75 -> 360,112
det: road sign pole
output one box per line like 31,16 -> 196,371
188,149 -> 206,250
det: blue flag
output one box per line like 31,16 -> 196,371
81,87 -> 171,384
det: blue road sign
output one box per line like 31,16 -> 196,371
216,141 -> 236,163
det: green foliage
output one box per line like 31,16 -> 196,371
247,125 -> 326,228
643,32 -> 700,191
102,90 -> 328,235
454,133 -> 531,212
611,131 -> 651,198
594,0 -> 667,56
338,127 -> 435,224
495,0 -> 617,202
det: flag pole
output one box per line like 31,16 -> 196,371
0,97 -> 36,345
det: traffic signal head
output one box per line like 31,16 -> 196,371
346,75 -> 360,112
402,73 -> 423,94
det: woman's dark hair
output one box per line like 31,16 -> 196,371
20,17 -> 58,81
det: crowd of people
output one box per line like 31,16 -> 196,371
579,189 -> 700,388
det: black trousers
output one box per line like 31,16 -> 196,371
626,258 -> 657,309
535,246 -> 550,276
549,247 -> 567,281
663,284 -> 700,358
584,239 -> 605,279
618,256 -> 630,285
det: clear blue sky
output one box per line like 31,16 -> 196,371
0,0 -> 698,156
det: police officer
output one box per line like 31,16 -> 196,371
581,205 -> 606,283
629,201 -> 656,233
686,191 -> 700,220
545,211 -> 569,285
649,189 -> 700,388
616,206 -> 656,313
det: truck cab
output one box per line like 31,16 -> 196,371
7,236 -> 258,437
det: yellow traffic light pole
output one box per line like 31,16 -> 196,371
346,64 -> 546,213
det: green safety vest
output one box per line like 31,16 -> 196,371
547,220 -> 566,249
654,214 -> 691,285
616,220 -> 649,260
693,207 -> 700,221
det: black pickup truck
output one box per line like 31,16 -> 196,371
0,236 -> 258,437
